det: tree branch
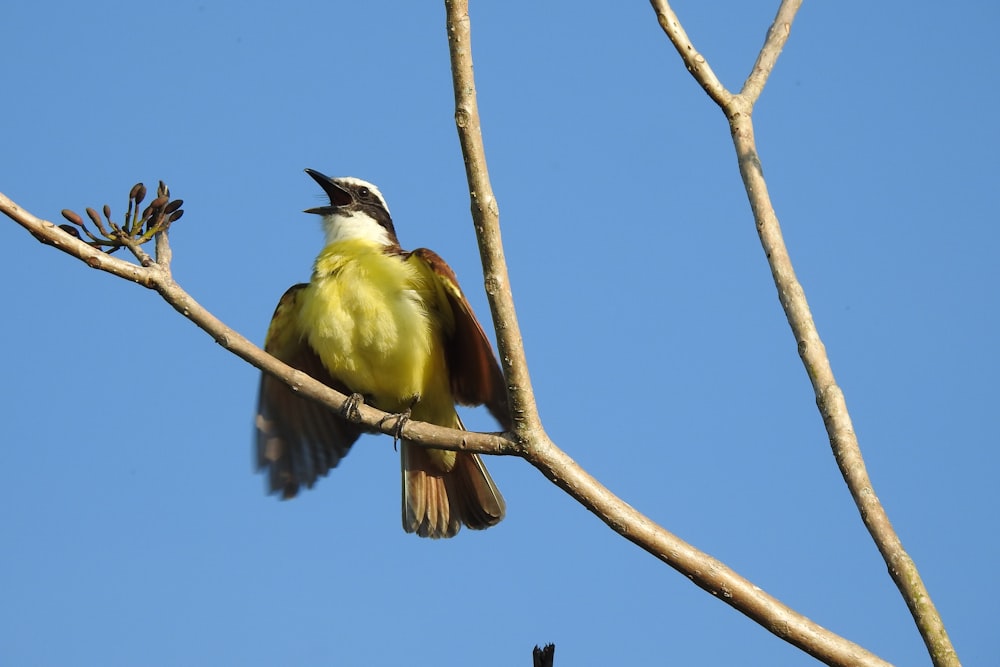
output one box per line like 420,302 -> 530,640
740,0 -> 802,104
0,191 -> 519,459
649,0 -> 731,106
444,0 -> 542,443
651,1 -> 959,665
443,1 -> 893,665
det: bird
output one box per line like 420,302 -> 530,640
255,168 -> 511,538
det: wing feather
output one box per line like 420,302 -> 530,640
255,284 -> 368,498
408,248 -> 512,431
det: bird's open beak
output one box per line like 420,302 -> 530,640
304,168 -> 352,215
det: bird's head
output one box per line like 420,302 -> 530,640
304,168 -> 397,247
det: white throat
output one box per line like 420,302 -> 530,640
321,210 -> 392,247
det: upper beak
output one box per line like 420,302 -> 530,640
304,168 -> 352,214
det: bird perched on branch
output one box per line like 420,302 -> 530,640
255,169 -> 511,538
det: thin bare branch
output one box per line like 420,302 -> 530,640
444,0 -> 542,441
0,191 -> 519,459
728,112 -> 959,667
649,1 -> 959,664
740,0 -> 803,103
3,193 -> 155,285
649,0 -> 732,106
528,432 -> 891,667
155,230 -> 172,267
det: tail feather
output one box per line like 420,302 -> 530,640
446,451 -> 505,530
401,442 -> 504,539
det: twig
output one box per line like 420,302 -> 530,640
649,0 -> 730,106
650,1 -> 959,665
740,0 -> 802,104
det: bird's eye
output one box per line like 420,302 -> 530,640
358,187 -> 370,199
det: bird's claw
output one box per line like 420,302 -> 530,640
342,392 -> 365,423
378,408 -> 411,451
378,397 -> 418,451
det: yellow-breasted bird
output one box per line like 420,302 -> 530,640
255,169 -> 511,538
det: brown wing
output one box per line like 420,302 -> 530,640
408,248 -> 512,431
255,284 -> 368,498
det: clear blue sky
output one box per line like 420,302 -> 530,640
2,2 -> 996,665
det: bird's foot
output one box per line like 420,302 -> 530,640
378,397 -> 418,451
342,392 -> 366,423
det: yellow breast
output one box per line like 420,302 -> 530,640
297,239 -> 448,414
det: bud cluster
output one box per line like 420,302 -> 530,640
59,180 -> 184,253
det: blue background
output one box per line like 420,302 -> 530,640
2,2 -> 996,665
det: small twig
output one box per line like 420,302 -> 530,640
120,234 -> 155,267
155,230 -> 172,268
740,0 -> 802,103
649,0 -> 731,106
